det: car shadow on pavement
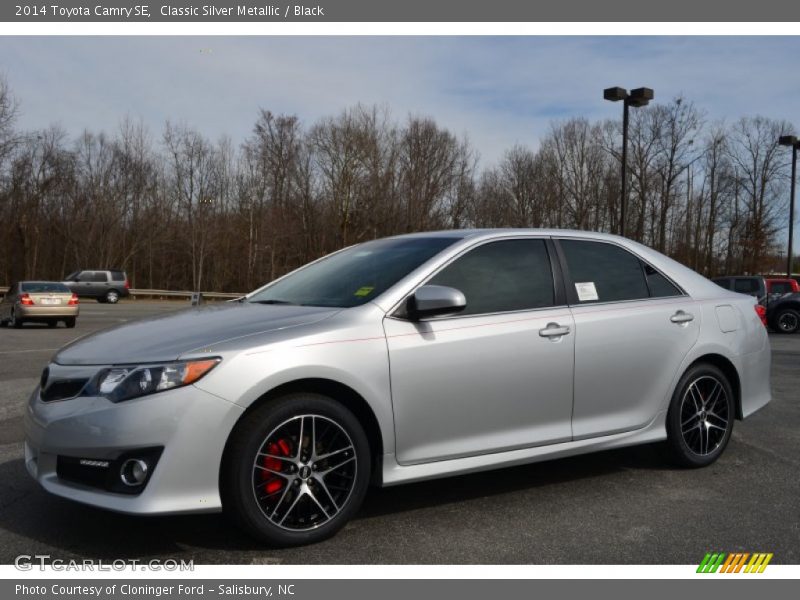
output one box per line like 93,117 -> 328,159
0,443 -> 671,561
358,442 -> 670,518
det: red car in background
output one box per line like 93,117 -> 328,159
765,277 -> 800,297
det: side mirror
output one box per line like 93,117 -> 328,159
407,285 -> 466,320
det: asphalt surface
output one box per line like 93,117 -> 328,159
0,301 -> 798,564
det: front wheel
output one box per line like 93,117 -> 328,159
666,363 -> 734,468
773,308 -> 800,334
222,393 -> 371,547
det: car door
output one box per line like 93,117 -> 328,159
384,237 -> 575,465
87,271 -> 108,297
556,238 -> 700,439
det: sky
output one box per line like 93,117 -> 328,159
0,36 -> 799,166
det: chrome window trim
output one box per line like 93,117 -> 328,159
387,234 -> 565,322
553,236 -> 690,306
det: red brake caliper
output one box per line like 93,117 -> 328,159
261,438 -> 291,495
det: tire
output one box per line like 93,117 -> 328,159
9,309 -> 22,329
666,363 -> 734,468
47,320 -> 57,328
773,308 -> 800,334
64,317 -> 76,328
105,290 -> 120,304
222,393 -> 371,547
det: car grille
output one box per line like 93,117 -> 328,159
40,379 -> 90,402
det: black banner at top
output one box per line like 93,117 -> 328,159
3,0 -> 800,22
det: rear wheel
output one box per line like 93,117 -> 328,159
105,290 -> 120,304
222,393 -> 371,547
774,308 -> 800,334
47,320 -> 57,328
64,317 -> 76,328
666,363 -> 734,468
9,309 -> 22,329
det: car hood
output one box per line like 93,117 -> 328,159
54,303 -> 341,366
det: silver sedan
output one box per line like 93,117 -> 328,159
24,230 -> 771,546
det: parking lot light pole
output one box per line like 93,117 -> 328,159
779,135 -> 799,278
603,86 -> 654,237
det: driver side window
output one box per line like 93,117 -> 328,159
428,239 -> 556,316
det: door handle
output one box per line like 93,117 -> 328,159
670,310 -> 694,324
539,322 -> 571,338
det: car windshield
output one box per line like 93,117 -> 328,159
247,237 -> 460,308
21,282 -> 71,294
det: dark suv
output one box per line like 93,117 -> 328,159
63,270 -> 130,304
711,276 -> 767,304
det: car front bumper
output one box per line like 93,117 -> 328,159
24,381 -> 244,515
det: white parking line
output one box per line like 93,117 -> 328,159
0,348 -> 57,355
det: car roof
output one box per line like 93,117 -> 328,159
386,228 -> 629,242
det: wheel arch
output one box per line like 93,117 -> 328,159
686,353 -> 743,420
220,377 -> 384,484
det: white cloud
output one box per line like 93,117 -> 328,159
1,36 -> 798,165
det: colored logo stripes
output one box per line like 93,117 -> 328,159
697,552 -> 773,573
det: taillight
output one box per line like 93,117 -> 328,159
124,279 -> 130,289
754,304 -> 767,326
19,293 -> 34,306
68,293 -> 79,306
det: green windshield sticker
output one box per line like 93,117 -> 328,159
354,286 -> 375,297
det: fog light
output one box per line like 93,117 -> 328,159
120,458 -> 149,486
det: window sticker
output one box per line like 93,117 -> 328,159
354,286 -> 375,297
575,281 -> 599,302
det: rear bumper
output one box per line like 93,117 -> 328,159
17,306 -> 79,319
738,341 -> 772,419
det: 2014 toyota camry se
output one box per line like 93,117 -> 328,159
24,229 -> 771,546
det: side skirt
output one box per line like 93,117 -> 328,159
380,411 -> 667,487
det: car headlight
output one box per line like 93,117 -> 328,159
93,358 -> 220,403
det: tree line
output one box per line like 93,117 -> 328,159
0,76 -> 795,292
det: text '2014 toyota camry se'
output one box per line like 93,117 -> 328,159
24,229 -> 771,546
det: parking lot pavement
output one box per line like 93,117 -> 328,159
0,304 -> 798,565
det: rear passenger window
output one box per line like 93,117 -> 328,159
733,279 -> 759,294
771,282 -> 793,295
428,239 -> 555,316
712,278 -> 731,289
644,264 -> 682,298
110,271 -> 125,281
560,240 -> 648,303
86,272 -> 108,283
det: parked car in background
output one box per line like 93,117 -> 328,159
712,276 -> 767,304
0,281 -> 79,328
764,277 -> 800,299
63,270 -> 129,304
25,230 -> 771,547
712,275 -> 800,333
766,291 -> 800,334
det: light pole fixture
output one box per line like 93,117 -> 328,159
603,86 -> 654,237
779,135 -> 798,278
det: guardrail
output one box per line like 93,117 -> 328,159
0,286 -> 244,300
